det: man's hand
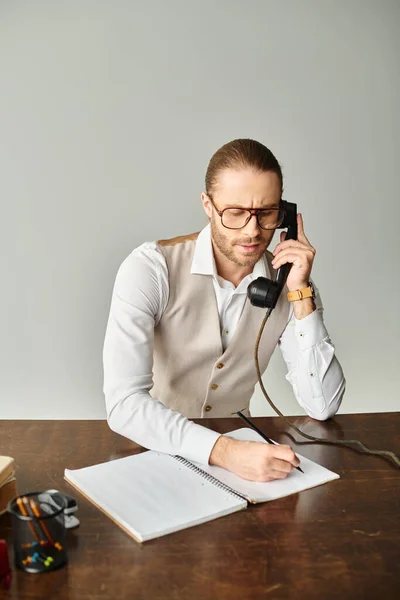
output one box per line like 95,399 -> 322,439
209,436 -> 300,482
271,213 -> 316,292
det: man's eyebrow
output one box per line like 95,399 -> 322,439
226,203 -> 281,209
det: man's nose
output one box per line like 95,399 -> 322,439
241,213 -> 261,237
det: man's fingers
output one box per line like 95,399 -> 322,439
271,444 -> 299,467
270,458 -> 294,474
272,252 -> 309,271
268,468 -> 290,480
297,213 -> 311,244
225,439 -> 301,483
273,239 -> 307,255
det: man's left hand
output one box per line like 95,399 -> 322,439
271,213 -> 315,291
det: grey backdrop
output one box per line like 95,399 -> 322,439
1,0 -> 399,419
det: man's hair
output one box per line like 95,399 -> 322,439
205,138 -> 283,196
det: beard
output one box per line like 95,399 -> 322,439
210,217 -> 269,268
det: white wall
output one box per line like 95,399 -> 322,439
0,0 -> 399,419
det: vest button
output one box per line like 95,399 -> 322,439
205,405 -> 212,412
216,363 -> 224,369
210,384 -> 219,390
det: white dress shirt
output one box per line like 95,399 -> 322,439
103,225 -> 345,465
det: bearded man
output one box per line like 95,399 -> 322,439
103,138 -> 345,482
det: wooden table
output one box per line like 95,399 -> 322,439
0,414 -> 399,600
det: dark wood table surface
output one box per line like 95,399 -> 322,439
0,414 -> 399,600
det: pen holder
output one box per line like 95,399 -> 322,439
8,492 -> 68,573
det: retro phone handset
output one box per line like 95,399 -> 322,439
247,200 -> 297,310
244,201 -> 400,468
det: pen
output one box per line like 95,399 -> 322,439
29,498 -> 55,545
22,497 -> 48,542
236,411 -> 304,474
16,497 -> 42,542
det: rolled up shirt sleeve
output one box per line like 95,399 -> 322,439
278,281 -> 346,420
103,245 -> 221,465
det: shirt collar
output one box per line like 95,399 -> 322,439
191,223 -> 269,281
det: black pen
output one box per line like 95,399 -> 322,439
236,411 -> 304,474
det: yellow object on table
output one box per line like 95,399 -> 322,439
0,456 -> 17,516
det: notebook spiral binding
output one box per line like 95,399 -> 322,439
173,456 -> 247,502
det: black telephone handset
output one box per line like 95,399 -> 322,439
247,201 -> 298,309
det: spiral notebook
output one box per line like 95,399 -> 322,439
64,428 -> 339,542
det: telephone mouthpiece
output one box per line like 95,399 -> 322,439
247,277 -> 280,309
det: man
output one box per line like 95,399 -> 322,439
103,139 -> 345,482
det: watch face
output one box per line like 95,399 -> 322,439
309,281 -> 315,298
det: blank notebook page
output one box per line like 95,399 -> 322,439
65,451 -> 246,542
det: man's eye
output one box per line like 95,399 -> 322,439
228,209 -> 247,217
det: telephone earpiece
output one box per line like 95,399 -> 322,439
247,201 -> 297,310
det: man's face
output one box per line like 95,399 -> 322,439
201,168 -> 282,268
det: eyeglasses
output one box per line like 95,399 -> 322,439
207,196 -> 285,230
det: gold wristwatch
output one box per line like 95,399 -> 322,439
287,281 -> 315,302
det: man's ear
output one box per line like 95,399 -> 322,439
201,192 -> 213,219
